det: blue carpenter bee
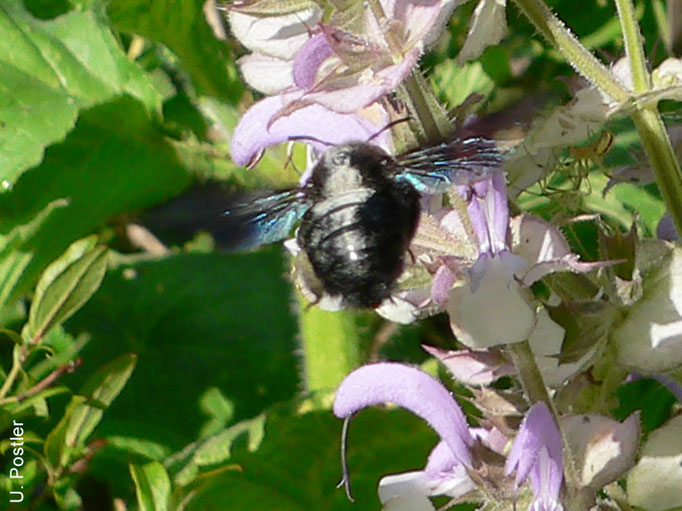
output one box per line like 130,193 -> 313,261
216,137 -> 503,308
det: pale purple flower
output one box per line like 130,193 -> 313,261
443,171 -> 613,349
230,96 -> 390,166
505,402 -> 564,511
228,0 -> 460,166
333,363 -> 475,504
423,344 -> 514,386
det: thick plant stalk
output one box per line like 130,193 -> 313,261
614,0 -> 682,236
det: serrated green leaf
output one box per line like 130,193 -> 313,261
130,461 -> 171,511
0,0 -> 162,184
198,387 -> 235,438
26,237 -> 108,342
105,436 -> 171,461
44,354 -> 137,470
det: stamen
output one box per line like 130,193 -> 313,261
288,135 -> 335,147
366,116 -> 413,143
335,415 -> 355,501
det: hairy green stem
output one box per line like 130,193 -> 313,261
511,0 -> 628,102
614,0 -> 650,92
614,0 -> 682,235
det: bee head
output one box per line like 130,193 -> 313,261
310,143 -> 395,197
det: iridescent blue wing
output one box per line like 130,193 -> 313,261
221,189 -> 312,250
142,184 -> 311,251
395,137 -> 503,193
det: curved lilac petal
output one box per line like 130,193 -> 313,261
505,402 -> 562,488
238,53 -> 294,94
231,95 -> 384,166
431,264 -> 456,305
424,440 -> 459,474
466,172 -> 508,255
333,363 -> 473,466
293,33 -> 334,89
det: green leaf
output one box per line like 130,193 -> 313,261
173,414 -> 266,486
26,237 -> 108,342
180,408 -> 437,510
0,0 -> 161,184
130,461 -> 171,511
198,387 -> 235,438
430,59 -> 494,110
0,198 -> 69,312
0,95 -> 191,302
44,354 -> 137,470
108,0 -> 244,102
67,249 -> 300,450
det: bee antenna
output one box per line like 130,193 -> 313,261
288,135 -> 336,146
366,116 -> 413,143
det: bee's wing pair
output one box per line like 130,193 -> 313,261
145,138 -> 503,251
222,138 -> 504,249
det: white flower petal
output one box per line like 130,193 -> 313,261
228,8 -> 321,59
447,254 -> 535,348
379,472 -> 437,506
562,413 -> 640,489
526,308 -> 597,388
238,53 -> 294,94
613,241 -> 682,372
